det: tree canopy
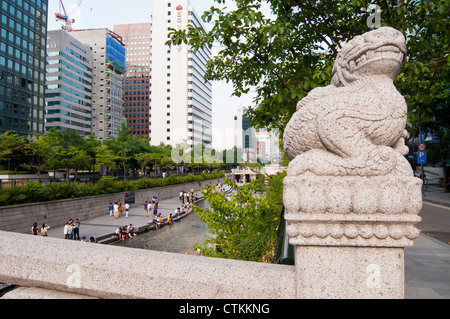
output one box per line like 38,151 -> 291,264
167,0 -> 449,140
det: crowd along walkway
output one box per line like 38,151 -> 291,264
46,185 -> 231,243
44,185 -> 449,299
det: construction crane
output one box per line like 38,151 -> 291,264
55,0 -> 83,32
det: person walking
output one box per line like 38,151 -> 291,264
125,203 -> 130,218
144,201 -> 149,217
119,202 -> 124,218
153,201 -> 158,217
73,218 -> 80,240
31,222 -> 39,235
67,221 -> 74,240
109,202 -> 114,217
64,222 -> 69,239
113,202 -> 119,219
41,223 -> 50,237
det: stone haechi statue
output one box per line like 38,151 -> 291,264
282,27 -> 422,298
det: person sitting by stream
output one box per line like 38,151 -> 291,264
153,214 -> 162,229
128,224 -> 137,237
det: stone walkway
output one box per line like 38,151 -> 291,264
46,185 -> 231,243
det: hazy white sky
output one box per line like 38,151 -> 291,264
47,0 -> 256,150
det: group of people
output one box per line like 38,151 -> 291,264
151,202 -> 193,228
63,218 -> 81,240
179,189 -> 198,205
109,202 -> 130,219
31,218 -> 96,243
31,222 -> 50,237
143,196 -> 159,217
115,224 -> 137,241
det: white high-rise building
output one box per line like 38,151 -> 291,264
150,0 -> 213,149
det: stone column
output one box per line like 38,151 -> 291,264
284,174 -> 422,298
282,27 -> 423,299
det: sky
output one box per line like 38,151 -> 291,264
47,0 -> 256,150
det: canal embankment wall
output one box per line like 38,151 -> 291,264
0,177 -> 225,234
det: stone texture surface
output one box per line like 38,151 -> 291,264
296,246 -> 405,299
282,27 -> 423,298
2,287 -> 98,299
0,231 -> 296,299
283,27 -> 422,248
284,173 -> 422,247
284,27 -> 411,178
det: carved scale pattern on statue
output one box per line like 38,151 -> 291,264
284,27 -> 412,177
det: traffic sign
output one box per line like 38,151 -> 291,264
418,151 -> 427,164
418,143 -> 426,151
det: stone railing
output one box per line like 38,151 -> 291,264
0,231 -> 296,299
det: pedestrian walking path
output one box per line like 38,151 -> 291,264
422,185 -> 450,208
45,184 -> 449,299
46,185 -> 231,243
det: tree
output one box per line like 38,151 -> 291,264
116,148 -> 131,177
0,131 -> 26,172
168,0 -> 449,141
67,146 -> 92,180
95,145 -> 116,176
135,153 -> 154,175
24,137 -> 50,177
194,177 -> 281,262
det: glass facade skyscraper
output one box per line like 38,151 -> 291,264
0,0 -> 48,136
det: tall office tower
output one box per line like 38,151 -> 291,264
150,0 -> 212,149
70,28 -> 126,140
0,0 -> 48,136
113,23 -> 151,138
45,30 -> 93,136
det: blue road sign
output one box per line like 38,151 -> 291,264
418,151 -> 427,164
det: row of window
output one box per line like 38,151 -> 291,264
125,113 -> 148,119
48,51 -> 93,73
1,17 -> 45,48
46,100 -> 91,115
0,115 -> 43,132
1,25 -> 45,59
0,100 -> 43,118
1,0 -> 48,22
46,109 -> 91,123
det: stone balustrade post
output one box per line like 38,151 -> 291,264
284,174 -> 422,298
282,27 -> 423,299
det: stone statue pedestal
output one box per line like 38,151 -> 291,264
282,26 -> 423,298
284,174 -> 422,298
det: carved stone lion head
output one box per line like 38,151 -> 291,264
331,27 -> 406,87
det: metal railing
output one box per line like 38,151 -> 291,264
273,204 -> 295,265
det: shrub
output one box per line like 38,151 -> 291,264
0,171 -> 225,206
22,181 -> 49,203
